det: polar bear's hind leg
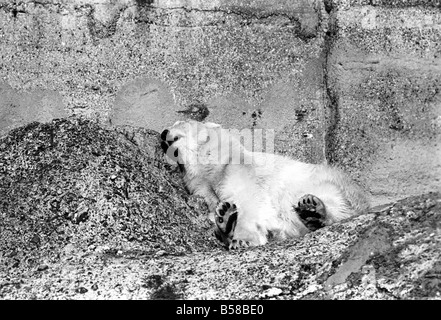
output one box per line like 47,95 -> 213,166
295,194 -> 327,231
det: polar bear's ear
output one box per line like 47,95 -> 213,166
204,122 -> 221,129
197,122 -> 221,145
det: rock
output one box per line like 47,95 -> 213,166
154,250 -> 166,258
75,287 -> 88,294
37,265 -> 48,272
259,287 -> 283,299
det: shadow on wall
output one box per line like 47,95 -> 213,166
0,83 -> 66,138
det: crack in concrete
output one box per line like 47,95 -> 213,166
0,1 -> 308,31
133,5 -> 309,32
0,1 -> 307,20
150,5 -> 306,22
137,5 -> 319,41
322,11 -> 340,165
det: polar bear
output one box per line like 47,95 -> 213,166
160,120 -> 370,249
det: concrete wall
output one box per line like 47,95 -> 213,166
0,0 -> 440,206
326,1 -> 441,204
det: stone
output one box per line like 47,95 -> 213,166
37,265 -> 49,272
325,1 -> 441,206
0,118 -> 217,278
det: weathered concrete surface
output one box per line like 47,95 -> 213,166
0,82 -> 67,136
0,120 -> 440,300
325,1 -> 441,205
0,0 -> 327,164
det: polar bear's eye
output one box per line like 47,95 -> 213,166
174,136 -> 179,141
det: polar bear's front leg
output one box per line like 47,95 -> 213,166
214,201 -> 237,245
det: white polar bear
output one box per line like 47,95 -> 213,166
160,120 -> 370,249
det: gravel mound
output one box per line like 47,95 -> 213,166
0,118 -> 217,278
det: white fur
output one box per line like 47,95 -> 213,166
163,120 -> 370,246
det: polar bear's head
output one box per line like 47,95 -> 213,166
160,120 -> 223,168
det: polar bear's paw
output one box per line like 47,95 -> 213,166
296,194 -> 327,231
228,238 -> 250,250
214,201 -> 238,247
